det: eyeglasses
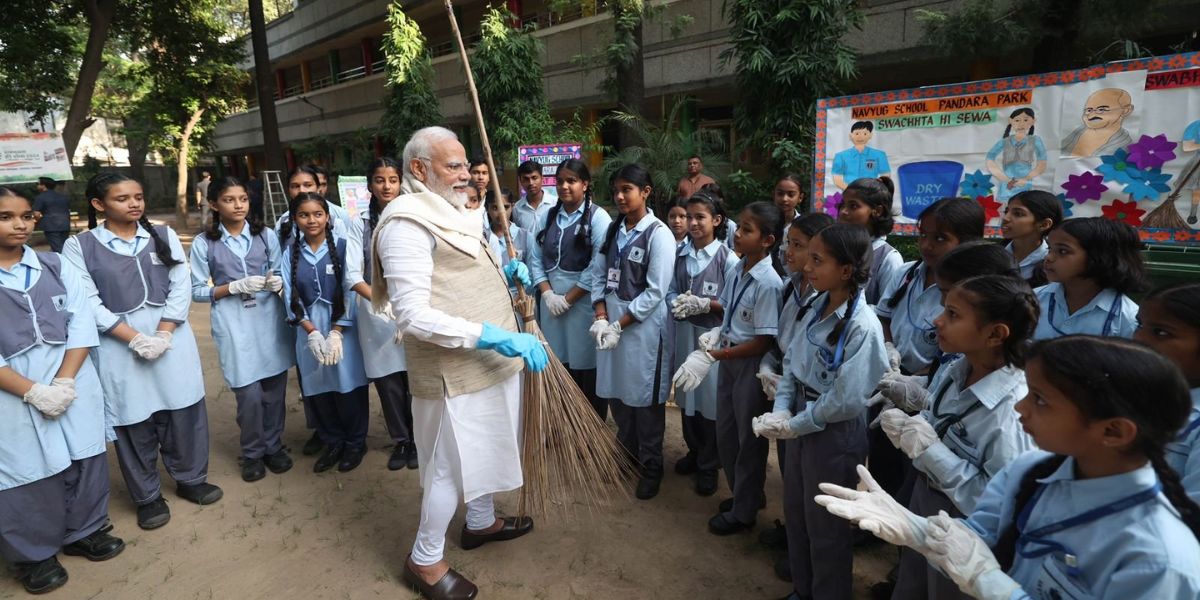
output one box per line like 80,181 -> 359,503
1083,106 -> 1113,115
417,156 -> 469,173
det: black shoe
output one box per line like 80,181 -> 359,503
337,446 -> 366,472
774,555 -> 792,582
695,469 -> 718,496
63,530 -> 125,562
314,443 -> 343,473
241,458 -> 266,482
759,519 -> 788,550
176,482 -> 223,505
460,516 -> 534,550
264,448 -> 294,474
301,431 -> 324,456
15,557 -> 67,594
405,443 -> 419,470
387,444 -> 406,471
635,477 -> 661,500
136,497 -> 171,530
708,512 -> 754,535
718,495 -> 766,513
674,453 -> 698,475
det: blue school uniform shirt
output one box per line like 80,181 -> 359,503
1006,240 -> 1048,281
962,451 -> 1200,600
1167,388 -> 1200,504
274,202 -> 349,239
868,236 -> 904,307
773,290 -> 889,435
913,357 -> 1033,514
832,145 -> 891,182
718,255 -> 782,346
1032,283 -> 1138,340
0,249 -> 106,491
513,195 -> 557,233
876,261 -> 943,373
484,223 -> 531,297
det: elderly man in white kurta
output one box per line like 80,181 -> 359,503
370,126 -> 547,600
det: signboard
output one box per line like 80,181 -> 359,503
335,175 -> 370,219
517,143 -> 583,203
815,51 -> 1200,246
0,132 -> 73,184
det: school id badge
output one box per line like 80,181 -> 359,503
701,281 -> 719,296
606,268 -> 621,293
628,247 -> 645,264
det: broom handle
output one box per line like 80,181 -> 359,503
443,0 -> 528,301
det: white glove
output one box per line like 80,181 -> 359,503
263,272 -> 284,293
752,410 -> 792,438
129,332 -> 170,361
306,330 -> 329,364
815,464 -> 930,550
926,511 -> 1021,600
878,371 -> 931,413
756,363 -> 781,399
543,292 -> 571,317
697,326 -> 721,352
392,326 -> 405,345
598,321 -> 622,350
672,349 -> 716,392
227,275 -> 267,295
880,408 -> 939,459
23,382 -> 76,418
867,393 -> 896,429
884,341 -> 902,373
324,330 -> 344,366
671,291 -> 711,319
590,319 -> 610,349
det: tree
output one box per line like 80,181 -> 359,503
379,1 -> 442,152
606,1 -> 646,149
721,0 -> 863,177
248,0 -> 285,171
91,46 -> 152,181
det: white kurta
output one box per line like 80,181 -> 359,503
376,217 -> 523,503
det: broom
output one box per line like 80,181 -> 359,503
441,0 -> 638,518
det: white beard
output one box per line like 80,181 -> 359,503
401,176 -> 468,210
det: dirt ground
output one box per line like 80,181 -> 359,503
1,216 -> 895,599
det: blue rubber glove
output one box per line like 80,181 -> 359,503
503,260 -> 531,288
477,322 -> 548,372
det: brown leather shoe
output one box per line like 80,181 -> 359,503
402,557 -> 477,600
459,516 -> 534,550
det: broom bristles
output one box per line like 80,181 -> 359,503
514,294 -> 639,519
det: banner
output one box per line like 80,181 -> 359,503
518,143 -> 583,203
815,52 -> 1200,246
335,176 -> 370,219
0,133 -> 73,184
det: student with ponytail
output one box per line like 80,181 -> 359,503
837,176 -> 902,305
1000,189 -> 1061,286
819,335 -> 1200,600
64,173 -> 221,531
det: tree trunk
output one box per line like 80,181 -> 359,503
249,0 -> 285,172
614,2 -> 645,150
175,107 -> 205,228
127,133 -> 149,183
63,0 -> 117,161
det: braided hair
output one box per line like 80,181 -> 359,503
993,336 -> 1200,569
85,172 -> 179,266
204,176 -> 264,241
600,164 -> 654,256
739,201 -> 785,275
810,223 -> 872,346
884,197 -> 985,310
951,275 -> 1040,366
286,192 -> 345,325
538,159 -> 595,253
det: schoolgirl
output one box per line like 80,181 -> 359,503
820,335 -> 1200,599
1034,217 -> 1143,340
483,187 -> 532,298
666,197 -> 690,251
0,188 -> 123,594
281,192 -> 370,473
673,201 -> 784,532
528,159 -> 612,419
698,182 -> 738,249
876,197 -> 985,375
63,173 -> 220,531
589,164 -> 676,500
837,176 -> 903,305
344,157 -> 417,472
880,275 -> 1038,599
1134,282 -> 1200,501
665,190 -> 732,496
1000,189 -> 1061,286
754,223 -> 889,599
189,177 -> 295,482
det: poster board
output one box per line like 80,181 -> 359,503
0,133 -> 73,184
517,143 -> 583,203
335,176 -> 370,219
814,51 -> 1200,246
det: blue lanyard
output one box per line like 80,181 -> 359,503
23,264 -> 32,290
928,377 -> 983,438
720,273 -> 755,337
805,293 -> 857,372
1181,416 -> 1200,439
1016,479 -> 1162,576
1047,290 -> 1120,337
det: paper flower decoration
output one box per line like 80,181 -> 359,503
1056,193 -> 1074,218
1101,199 -> 1145,226
1061,171 -> 1108,204
1096,149 -> 1144,186
960,169 -> 994,198
1123,169 -> 1172,201
1125,134 -> 1177,170
977,195 -> 1001,221
823,192 -> 843,217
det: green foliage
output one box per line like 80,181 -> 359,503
379,2 -> 442,150
292,129 -> 376,175
916,0 -> 1031,59
213,0 -> 295,37
721,0 -> 863,177
0,0 -> 85,121
722,170 -> 773,213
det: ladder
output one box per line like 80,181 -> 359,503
262,170 -> 288,226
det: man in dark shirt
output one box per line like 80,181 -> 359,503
32,178 -> 72,252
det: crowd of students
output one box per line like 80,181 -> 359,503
1,158 -> 1199,600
